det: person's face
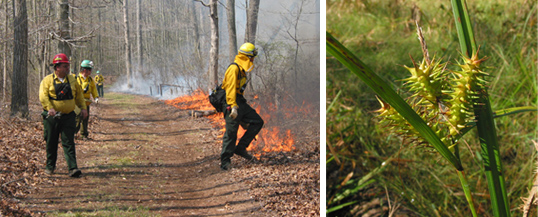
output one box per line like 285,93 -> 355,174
249,56 -> 255,62
82,68 -> 92,77
55,63 -> 70,78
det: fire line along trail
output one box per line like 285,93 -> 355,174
165,89 -> 321,215
165,89 -> 305,160
20,92 -> 320,216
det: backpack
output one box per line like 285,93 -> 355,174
208,63 -> 244,112
208,85 -> 226,112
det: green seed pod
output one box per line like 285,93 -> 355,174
446,50 -> 489,137
402,57 -> 450,111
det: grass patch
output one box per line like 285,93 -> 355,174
105,93 -> 139,109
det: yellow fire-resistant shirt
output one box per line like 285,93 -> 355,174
221,53 -> 254,108
95,74 -> 104,85
39,73 -> 87,113
76,73 -> 99,106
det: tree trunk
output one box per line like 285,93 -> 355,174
70,0 -> 76,74
226,0 -> 237,62
3,0 -> 8,101
189,1 -> 202,68
98,6 -> 102,68
42,42 -> 47,79
11,0 -> 28,117
136,0 -> 143,74
208,0 -> 219,89
245,0 -> 259,43
123,0 -> 132,88
244,0 -> 259,92
291,0 -> 305,88
57,0 -> 70,58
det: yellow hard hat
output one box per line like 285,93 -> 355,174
238,42 -> 258,57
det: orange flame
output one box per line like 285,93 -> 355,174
164,88 -> 298,158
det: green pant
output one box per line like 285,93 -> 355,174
42,111 -> 79,171
76,105 -> 90,137
221,97 -> 264,169
97,85 -> 104,97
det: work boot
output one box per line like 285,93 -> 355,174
69,169 -> 82,178
44,168 -> 54,175
234,147 -> 254,161
221,163 -> 231,171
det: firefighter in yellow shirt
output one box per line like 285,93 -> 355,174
95,71 -> 104,97
75,60 -> 99,140
220,42 -> 264,170
39,53 -> 87,177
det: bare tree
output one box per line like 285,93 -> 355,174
226,0 -> 237,62
57,0 -> 70,57
3,0 -> 8,102
286,0 -> 305,87
136,0 -> 143,74
11,0 -> 28,117
189,1 -> 203,69
245,0 -> 259,44
123,0 -> 132,88
196,0 -> 219,89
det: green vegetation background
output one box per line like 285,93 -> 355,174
326,0 -> 537,216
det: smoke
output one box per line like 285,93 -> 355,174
109,68 -> 202,100
107,0 -> 320,107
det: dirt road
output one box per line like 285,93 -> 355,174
22,93 -> 275,216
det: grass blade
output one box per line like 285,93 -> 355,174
326,201 -> 359,213
327,90 -> 342,115
451,0 -> 476,57
493,106 -> 537,118
457,170 -> 478,216
451,0 -> 510,216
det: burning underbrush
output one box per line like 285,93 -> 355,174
165,89 -> 320,215
164,89 -> 318,159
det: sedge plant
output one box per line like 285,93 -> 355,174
327,0 -> 537,215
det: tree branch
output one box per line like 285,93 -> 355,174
50,26 -> 100,47
194,0 -> 209,7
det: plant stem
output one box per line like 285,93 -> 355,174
457,170 -> 478,217
451,0 -> 510,216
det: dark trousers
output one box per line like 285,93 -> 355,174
76,105 -> 90,137
42,111 -> 79,171
97,84 -> 104,97
221,97 -> 264,168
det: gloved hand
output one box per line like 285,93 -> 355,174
47,108 -> 57,117
95,98 -> 99,104
230,106 -> 238,119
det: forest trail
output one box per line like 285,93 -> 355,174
22,92 -> 270,216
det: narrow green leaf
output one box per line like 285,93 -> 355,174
327,90 -> 342,115
453,106 -> 538,141
329,155 -> 394,205
451,0 -> 476,57
493,106 -> 537,118
451,0 -> 510,216
327,32 -> 463,171
457,170 -> 478,217
326,200 -> 359,213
